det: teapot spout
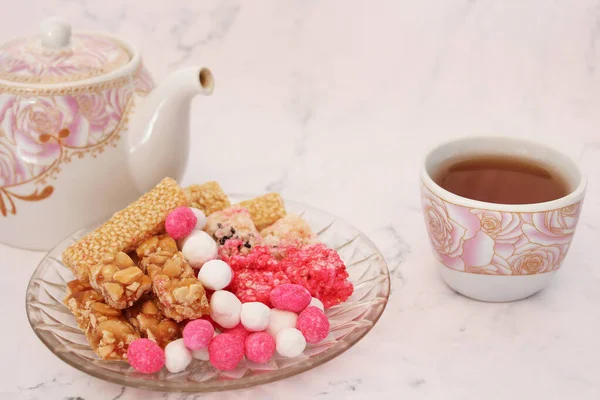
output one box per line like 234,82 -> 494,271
127,67 -> 214,192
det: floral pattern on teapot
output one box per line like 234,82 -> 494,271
0,65 -> 154,216
0,34 -> 130,84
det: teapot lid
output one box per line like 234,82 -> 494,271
0,18 -> 131,84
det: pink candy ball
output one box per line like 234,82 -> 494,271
165,206 -> 197,240
208,333 -> 245,371
270,284 -> 311,313
127,338 -> 165,374
296,306 -> 330,344
183,319 -> 215,350
224,323 -> 250,345
245,332 -> 276,364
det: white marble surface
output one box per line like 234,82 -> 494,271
2,0 -> 600,399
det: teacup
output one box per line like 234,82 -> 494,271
420,137 -> 586,302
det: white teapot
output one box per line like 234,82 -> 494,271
0,18 -> 214,250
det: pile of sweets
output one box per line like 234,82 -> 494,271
62,178 -> 353,373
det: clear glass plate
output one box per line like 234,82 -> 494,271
25,197 -> 391,392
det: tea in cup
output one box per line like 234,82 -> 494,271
420,137 -> 586,302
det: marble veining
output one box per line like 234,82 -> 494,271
2,0 -> 600,399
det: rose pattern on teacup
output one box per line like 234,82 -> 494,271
0,34 -> 130,84
0,65 -> 154,216
421,185 -> 582,275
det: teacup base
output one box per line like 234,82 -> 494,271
438,264 -> 558,302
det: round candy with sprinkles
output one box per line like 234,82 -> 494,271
209,333 -> 245,371
165,206 -> 197,240
183,319 -> 215,350
127,338 -> 165,374
245,332 -> 276,364
296,306 -> 330,344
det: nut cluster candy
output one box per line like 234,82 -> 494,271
229,268 -> 289,305
125,297 -> 181,348
89,252 -> 152,309
280,244 -> 354,308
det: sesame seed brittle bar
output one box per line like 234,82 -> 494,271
62,177 -> 188,283
184,181 -> 230,215
236,193 -> 286,231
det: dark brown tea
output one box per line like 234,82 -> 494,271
432,155 -> 569,204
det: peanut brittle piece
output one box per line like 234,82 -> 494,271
64,280 -> 104,330
260,214 -> 318,250
135,234 -> 179,273
236,193 -> 286,231
62,177 -> 187,282
64,280 -> 139,360
184,181 -> 230,215
89,252 -> 152,309
145,252 -> 210,322
204,206 -> 262,255
125,297 -> 181,348
86,314 -> 139,360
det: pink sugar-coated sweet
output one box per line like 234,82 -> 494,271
245,332 -> 276,364
296,306 -> 330,344
165,206 -> 197,240
270,283 -> 312,313
127,338 -> 165,374
183,319 -> 215,350
224,323 -> 250,345
208,333 -> 245,371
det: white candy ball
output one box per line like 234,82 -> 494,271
266,309 -> 298,338
191,347 -> 209,361
191,207 -> 207,231
240,302 -> 271,332
165,338 -> 192,373
210,290 -> 242,329
276,328 -> 306,358
309,298 -> 324,311
197,260 -> 232,291
181,230 -> 217,268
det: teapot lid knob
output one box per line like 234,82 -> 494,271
40,17 -> 72,49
